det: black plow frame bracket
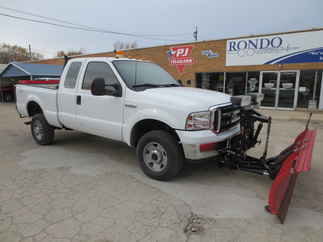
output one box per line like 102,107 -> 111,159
219,108 -> 294,180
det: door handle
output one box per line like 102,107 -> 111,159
76,95 -> 81,105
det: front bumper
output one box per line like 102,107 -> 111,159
176,125 -> 240,160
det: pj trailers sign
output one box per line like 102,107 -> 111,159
167,45 -> 194,72
226,30 -> 323,66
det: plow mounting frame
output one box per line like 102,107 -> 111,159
218,109 -> 316,223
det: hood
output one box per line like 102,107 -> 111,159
136,87 -> 231,111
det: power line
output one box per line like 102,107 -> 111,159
0,12 -> 188,42
0,5 -> 96,29
0,5 -> 191,39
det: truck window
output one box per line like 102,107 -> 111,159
64,62 -> 82,89
113,60 -> 178,89
82,62 -> 119,90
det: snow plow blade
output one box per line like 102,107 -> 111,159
266,128 -> 317,223
220,108 -> 317,224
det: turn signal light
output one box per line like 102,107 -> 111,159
200,142 -> 217,152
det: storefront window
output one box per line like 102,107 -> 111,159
246,72 -> 260,94
209,73 -> 224,92
195,72 -> 224,92
316,71 -> 322,106
196,73 -> 202,88
261,72 -> 278,107
279,72 -> 298,108
297,70 -> 322,108
201,73 -> 211,89
225,72 -> 246,95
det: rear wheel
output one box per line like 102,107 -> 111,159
136,130 -> 184,181
31,114 -> 55,145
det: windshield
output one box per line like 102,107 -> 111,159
113,60 -> 180,90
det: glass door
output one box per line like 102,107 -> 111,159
277,71 -> 299,109
260,72 -> 279,108
260,71 -> 300,109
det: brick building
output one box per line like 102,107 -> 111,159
35,28 -> 323,110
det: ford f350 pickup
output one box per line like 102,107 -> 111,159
15,57 -> 317,222
16,57 -> 245,180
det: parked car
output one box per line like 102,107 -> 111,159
16,57 -> 258,180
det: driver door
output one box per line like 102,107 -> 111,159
76,61 -> 124,141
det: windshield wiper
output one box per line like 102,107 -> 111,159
132,83 -> 162,88
159,84 -> 181,87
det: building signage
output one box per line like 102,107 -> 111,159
226,30 -> 323,66
167,45 -> 194,72
201,50 -> 219,58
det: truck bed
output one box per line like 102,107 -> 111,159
15,84 -> 61,128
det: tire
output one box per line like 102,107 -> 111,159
136,130 -> 184,181
31,114 -> 55,145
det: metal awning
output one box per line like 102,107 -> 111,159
0,62 -> 63,79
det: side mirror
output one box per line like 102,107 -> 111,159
105,85 -> 120,97
91,78 -> 122,97
91,78 -> 106,96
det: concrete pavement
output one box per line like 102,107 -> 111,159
1,103 -> 323,242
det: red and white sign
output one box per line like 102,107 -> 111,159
168,45 -> 194,72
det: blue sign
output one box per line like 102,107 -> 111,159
226,30 -> 323,66
201,50 -> 219,59
265,47 -> 323,64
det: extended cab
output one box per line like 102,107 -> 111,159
16,57 -> 242,180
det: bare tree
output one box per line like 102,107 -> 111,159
130,41 -> 138,49
0,43 -> 43,63
113,41 -> 138,50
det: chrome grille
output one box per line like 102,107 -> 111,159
212,105 -> 240,133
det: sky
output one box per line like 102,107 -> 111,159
0,0 -> 322,58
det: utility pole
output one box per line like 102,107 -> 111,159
28,44 -> 32,60
193,25 -> 198,41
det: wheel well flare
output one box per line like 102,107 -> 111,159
130,119 -> 179,147
27,101 -> 43,117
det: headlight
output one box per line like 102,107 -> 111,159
185,111 -> 211,130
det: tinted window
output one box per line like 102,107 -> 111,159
82,62 -> 119,90
64,62 -> 82,88
297,70 -> 322,108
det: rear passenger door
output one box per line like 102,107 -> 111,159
58,61 -> 83,129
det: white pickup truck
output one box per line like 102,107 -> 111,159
16,57 -> 244,180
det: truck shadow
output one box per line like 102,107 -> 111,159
52,130 -> 270,187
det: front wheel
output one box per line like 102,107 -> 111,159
31,114 -> 55,145
136,130 -> 184,181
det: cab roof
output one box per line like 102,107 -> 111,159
69,57 -> 151,63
